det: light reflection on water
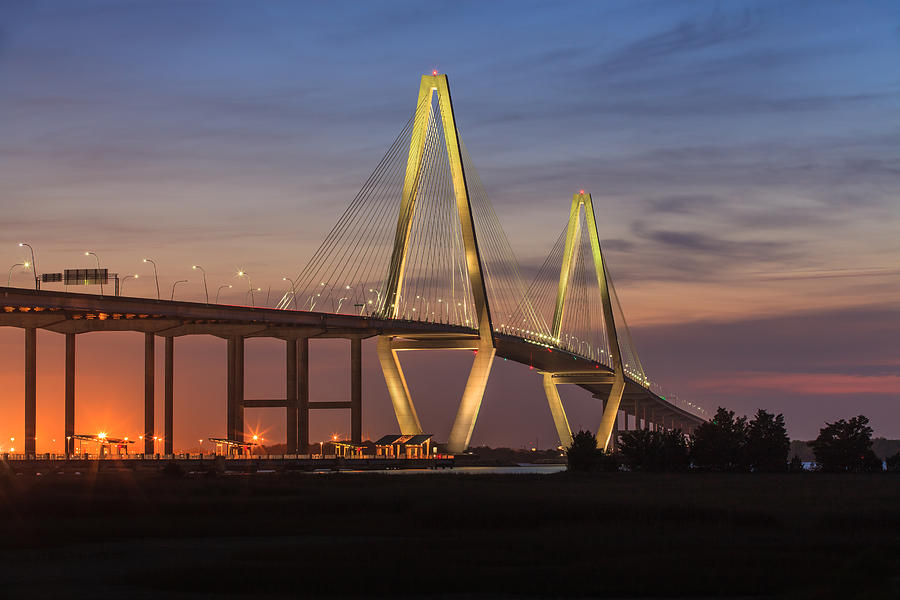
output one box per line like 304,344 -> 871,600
328,464 -> 567,475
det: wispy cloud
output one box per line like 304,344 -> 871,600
697,371 -> 900,396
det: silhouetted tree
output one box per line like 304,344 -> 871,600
566,430 -> 618,472
619,428 -> 690,471
566,430 -> 599,472
746,409 -> 790,472
809,415 -> 882,472
659,429 -> 691,471
886,452 -> 900,473
690,407 -> 748,471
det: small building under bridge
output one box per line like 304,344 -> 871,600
209,437 -> 260,457
72,433 -> 134,457
374,434 -> 434,459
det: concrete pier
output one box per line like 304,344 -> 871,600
227,337 -> 236,440
164,336 -> 174,455
25,328 -> 36,455
298,337 -> 309,453
351,337 -> 362,444
144,332 -> 154,455
234,336 -> 244,442
286,338 -> 298,454
65,333 -> 75,455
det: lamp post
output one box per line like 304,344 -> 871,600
170,279 -> 187,300
282,277 -> 298,309
192,265 -> 209,303
245,287 -> 261,306
18,243 -> 38,289
143,258 -> 160,299
85,251 -> 104,295
7,262 -> 27,287
335,285 -> 352,313
237,271 -> 255,306
215,284 -> 232,303
120,274 -> 138,296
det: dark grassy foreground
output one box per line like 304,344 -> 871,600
1,470 -> 898,599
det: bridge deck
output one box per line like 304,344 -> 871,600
0,286 -> 704,425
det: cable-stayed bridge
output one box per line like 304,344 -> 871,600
1,73 -> 706,456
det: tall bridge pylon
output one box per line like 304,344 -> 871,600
378,73 -> 495,453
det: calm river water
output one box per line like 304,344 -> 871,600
327,464 -> 567,475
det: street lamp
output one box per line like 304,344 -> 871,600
245,287 -> 261,306
18,243 -> 38,289
143,258 -> 160,299
7,262 -> 28,287
215,284 -> 232,303
120,274 -> 138,296
192,265 -> 209,303
171,279 -> 187,300
282,277 -> 298,309
237,271 -> 255,306
85,251 -> 104,295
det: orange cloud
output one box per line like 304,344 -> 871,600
697,371 -> 900,396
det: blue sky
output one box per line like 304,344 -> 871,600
1,1 -> 898,449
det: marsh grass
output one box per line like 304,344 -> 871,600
0,470 -> 898,598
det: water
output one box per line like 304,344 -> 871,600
320,463 -> 567,475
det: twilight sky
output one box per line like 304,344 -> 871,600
1,0 -> 898,451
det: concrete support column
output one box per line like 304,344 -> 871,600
600,399 -> 616,452
286,338 -> 298,454
376,336 -> 423,435
234,336 -> 244,442
24,327 -> 36,455
610,409 -> 618,452
227,337 -> 236,440
350,337 -> 362,444
446,343 -> 496,453
164,336 -> 174,455
298,337 -> 309,453
544,374 -> 574,448
65,333 -> 75,456
634,399 -> 640,431
144,333 -> 155,455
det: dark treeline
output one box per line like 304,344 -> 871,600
567,408 -> 900,473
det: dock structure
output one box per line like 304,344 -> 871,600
0,453 -> 455,475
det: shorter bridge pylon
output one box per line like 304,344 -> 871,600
542,191 -> 625,451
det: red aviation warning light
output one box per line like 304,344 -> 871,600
432,69 -> 438,76
579,189 -> 585,194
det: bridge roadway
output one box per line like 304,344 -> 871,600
0,286 -> 703,454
